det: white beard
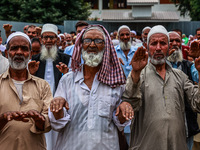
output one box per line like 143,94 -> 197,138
40,45 -> 58,61
167,47 -> 183,63
149,51 -> 166,65
67,41 -> 72,44
119,40 -> 131,51
82,48 -> 104,67
8,54 -> 29,70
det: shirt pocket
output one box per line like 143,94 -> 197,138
98,96 -> 116,119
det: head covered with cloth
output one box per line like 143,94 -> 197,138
71,24 -> 126,88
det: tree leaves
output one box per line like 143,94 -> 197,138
0,0 -> 91,24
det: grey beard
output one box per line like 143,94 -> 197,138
8,54 -> 29,70
167,48 -> 183,63
119,41 -> 131,51
149,52 -> 166,65
40,45 -> 58,61
82,48 -> 104,67
67,41 -> 72,44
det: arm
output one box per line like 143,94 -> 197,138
48,76 -> 71,131
122,46 -> 148,111
29,82 -> 52,133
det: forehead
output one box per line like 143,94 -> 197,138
42,32 -> 56,36
149,33 -> 168,42
84,29 -> 103,38
143,29 -> 150,33
119,28 -> 130,34
169,33 -> 181,40
9,36 -> 30,45
28,27 -> 36,31
66,34 -> 71,38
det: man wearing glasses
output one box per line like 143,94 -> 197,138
49,25 -> 133,150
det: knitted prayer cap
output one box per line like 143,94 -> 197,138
41,23 -> 58,36
147,25 -> 169,46
7,31 -> 31,44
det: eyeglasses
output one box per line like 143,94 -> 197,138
82,38 -> 104,46
42,36 -> 56,40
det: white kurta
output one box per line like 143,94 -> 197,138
49,67 -> 130,150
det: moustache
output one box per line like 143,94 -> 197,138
13,55 -> 25,62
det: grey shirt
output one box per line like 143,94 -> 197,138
122,63 -> 200,150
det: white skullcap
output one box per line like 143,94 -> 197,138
58,33 -> 65,37
142,26 -> 151,33
168,31 -> 181,39
118,25 -> 130,35
7,31 -> 31,44
41,23 -> 58,36
131,30 -> 137,35
147,25 -> 169,46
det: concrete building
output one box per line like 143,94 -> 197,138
84,0 -> 191,22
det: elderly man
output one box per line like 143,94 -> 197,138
0,32 -> 52,150
48,25 -> 133,150
115,25 -> 137,78
122,25 -> 200,150
65,33 -> 73,47
167,31 -> 200,150
29,23 -> 70,94
28,23 -> 70,150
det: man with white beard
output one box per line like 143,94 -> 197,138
0,32 -> 52,150
48,25 -> 133,150
167,31 -> 199,150
115,25 -> 138,78
29,23 -> 70,95
28,24 -> 70,150
114,25 -> 137,145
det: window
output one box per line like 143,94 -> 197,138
84,0 -> 98,9
103,0 -> 131,9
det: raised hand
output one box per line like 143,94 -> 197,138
56,62 -> 69,74
115,102 -> 134,124
28,60 -> 40,75
50,97 -> 69,120
130,46 -> 148,83
3,24 -> 12,32
187,41 -> 200,59
195,57 -> 200,72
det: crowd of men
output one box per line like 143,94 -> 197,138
0,21 -> 200,150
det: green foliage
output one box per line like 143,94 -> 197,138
0,0 -> 91,24
171,0 -> 200,21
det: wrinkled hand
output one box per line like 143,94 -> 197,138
130,46 -> 148,83
119,58 -> 124,65
26,110 -> 45,131
2,111 -> 28,122
130,46 -> 148,72
50,97 -> 69,120
187,41 -> 200,59
56,62 -> 69,74
115,102 -> 134,124
28,61 -> 40,75
3,24 -> 12,32
26,110 -> 45,122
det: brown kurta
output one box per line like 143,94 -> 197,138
122,63 -> 200,150
0,69 -> 52,150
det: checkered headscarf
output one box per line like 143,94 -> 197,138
71,24 -> 126,88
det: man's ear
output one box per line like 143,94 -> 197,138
5,49 -> 8,58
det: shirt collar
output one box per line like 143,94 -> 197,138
74,65 -> 84,83
2,68 -> 36,82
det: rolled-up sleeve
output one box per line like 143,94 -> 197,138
122,72 -> 142,111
